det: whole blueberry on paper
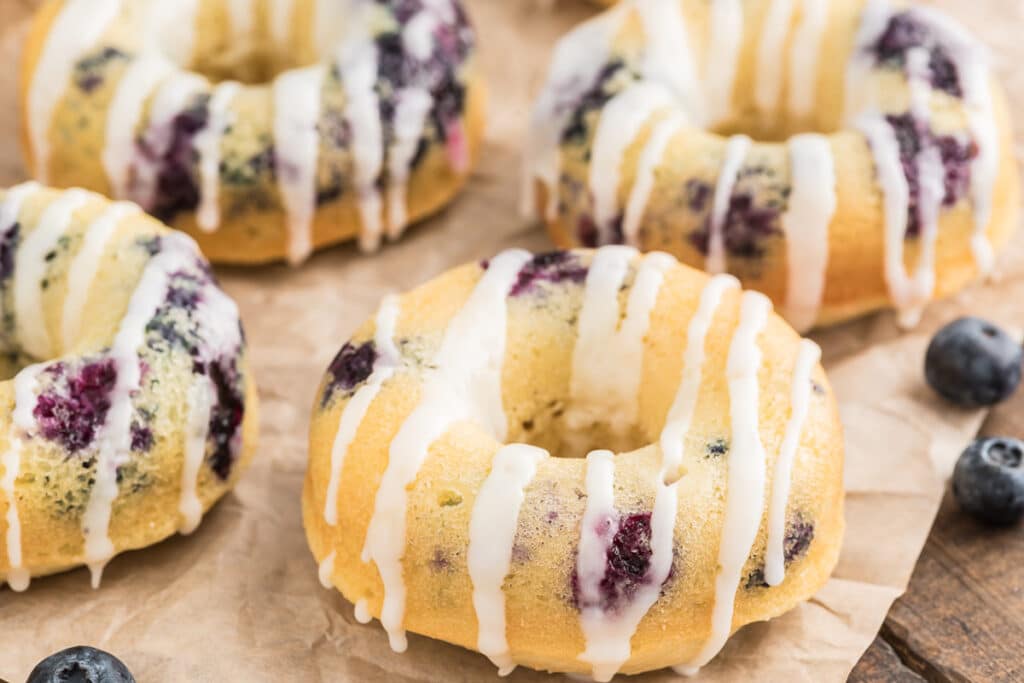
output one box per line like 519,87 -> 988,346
26,646 -> 135,683
953,437 -> 1024,525
925,317 -> 1022,407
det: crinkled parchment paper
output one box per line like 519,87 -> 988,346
1,1 -> 1022,680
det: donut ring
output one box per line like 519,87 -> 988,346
304,247 -> 844,678
0,184 -> 258,590
524,0 -> 1018,330
20,0 -> 483,264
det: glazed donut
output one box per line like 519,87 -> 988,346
524,0 -> 1018,331
20,0 -> 482,265
0,184 -> 258,590
303,246 -> 844,678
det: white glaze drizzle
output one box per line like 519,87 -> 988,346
318,551 -> 336,589
568,248 -> 674,434
635,0 -> 702,121
705,0 -> 744,125
15,188 -> 90,360
755,0 -> 796,114
2,365 -> 45,592
82,235 -> 197,588
521,6 -> 627,220
910,6 -> 1000,277
140,0 -> 199,66
103,55 -> 174,200
179,375 -> 214,535
269,0 -> 296,48
26,0 -> 122,185
272,65 -> 327,265
575,449 -> 620,683
386,88 -> 433,240
195,82 -> 241,233
226,0 -> 256,38
323,296 -> 401,527
781,134 -> 836,333
842,0 -> 892,123
788,0 -> 830,118
622,113 -> 687,247
354,598 -> 373,624
764,339 -> 820,586
468,443 -> 549,677
589,82 -> 673,244
706,136 -> 752,275
576,274 -> 740,681
361,249 -> 531,652
61,201 -> 140,351
131,72 -> 209,211
338,17 -> 386,251
677,290 -> 772,675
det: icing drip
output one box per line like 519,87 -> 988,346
195,82 -> 241,232
568,248 -> 674,434
468,443 -> 548,676
62,202 -> 139,350
318,551 -> 336,589
755,0 -> 796,114
635,0 -> 701,121
354,598 -> 372,624
323,296 -> 401,527
705,0 -> 743,125
588,83 -> 673,245
226,0 -> 256,38
575,450 -> 620,682
16,188 -> 90,359
764,339 -> 820,586
678,290 -> 772,675
781,134 -> 836,333
338,18 -> 386,251
179,375 -> 214,535
269,0 -> 295,48
82,235 -> 198,587
622,114 -> 687,247
2,365 -> 44,592
706,136 -> 752,275
521,7 -> 627,220
27,0 -> 122,184
103,55 -> 174,200
273,65 -> 327,265
386,89 -> 433,240
843,0 -> 893,122
140,0 -> 199,66
361,249 -> 531,652
788,0 -> 830,118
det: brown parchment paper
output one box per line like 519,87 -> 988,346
1,1 -> 1024,680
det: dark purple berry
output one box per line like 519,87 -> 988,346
509,251 -> 589,296
130,422 -> 154,452
572,513 -> 661,613
953,438 -> 1024,525
141,96 -> 210,225
0,220 -> 19,282
577,214 -> 599,248
925,317 -> 1022,407
870,13 -> 963,97
688,192 -> 782,259
27,646 -> 134,683
206,356 -> 245,480
34,359 -> 118,453
560,60 -> 628,145
322,340 -> 378,408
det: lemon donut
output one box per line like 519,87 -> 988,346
524,0 -> 1018,331
0,184 -> 258,590
304,246 -> 844,678
20,0 -> 483,265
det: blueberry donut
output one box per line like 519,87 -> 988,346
524,0 -> 1018,330
20,0 -> 482,265
304,247 -> 844,678
0,184 -> 257,590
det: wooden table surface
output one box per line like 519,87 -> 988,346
849,389 -> 1024,682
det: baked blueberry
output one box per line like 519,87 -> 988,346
27,646 -> 135,683
925,317 -> 1022,407
953,437 -> 1024,525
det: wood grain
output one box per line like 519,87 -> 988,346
850,389 -> 1024,682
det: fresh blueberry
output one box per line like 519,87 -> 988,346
953,437 -> 1024,525
925,317 -> 1022,407
27,646 -> 135,683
